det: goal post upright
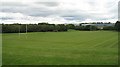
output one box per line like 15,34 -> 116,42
19,24 -> 21,38
26,23 -> 28,39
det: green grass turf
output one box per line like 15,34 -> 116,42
2,30 -> 118,65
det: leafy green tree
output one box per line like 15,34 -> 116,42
84,25 -> 91,31
66,24 -> 75,29
38,23 -> 48,25
103,26 -> 115,30
90,26 -> 98,31
115,21 -> 120,31
2,24 -> 19,33
74,26 -> 85,30
20,24 -> 26,33
56,24 -> 68,31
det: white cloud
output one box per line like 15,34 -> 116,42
0,0 -> 119,24
0,12 -> 68,24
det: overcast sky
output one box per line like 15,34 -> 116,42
0,0 -> 119,24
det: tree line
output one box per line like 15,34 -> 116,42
2,23 -> 67,33
1,21 -> 120,33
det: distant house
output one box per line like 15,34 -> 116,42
81,23 -> 115,29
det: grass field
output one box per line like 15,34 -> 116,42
2,30 -> 118,65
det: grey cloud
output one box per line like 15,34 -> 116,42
0,17 -> 14,20
0,6 -> 28,13
0,2 -> 28,7
87,1 -> 96,6
1,5 -> 113,21
36,2 -> 59,7
0,2 -> 29,12
0,2 -> 57,17
0,0 -> 118,23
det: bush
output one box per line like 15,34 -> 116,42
103,26 -> 115,30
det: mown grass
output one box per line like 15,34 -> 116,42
2,30 -> 118,65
